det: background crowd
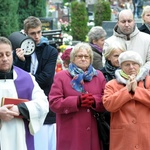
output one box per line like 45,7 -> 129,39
1,5 -> 150,150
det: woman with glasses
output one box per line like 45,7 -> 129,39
49,42 -> 106,150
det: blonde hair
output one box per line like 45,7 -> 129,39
70,42 -> 93,64
104,42 -> 126,59
142,5 -> 150,22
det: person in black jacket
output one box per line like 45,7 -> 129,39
13,16 -> 58,150
139,5 -> 150,35
101,42 -> 125,82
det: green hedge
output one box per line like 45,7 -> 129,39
71,1 -> 88,41
94,0 -> 111,26
0,0 -> 19,36
0,0 -> 46,37
18,0 -> 46,29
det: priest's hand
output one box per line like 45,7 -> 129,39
0,104 -> 19,121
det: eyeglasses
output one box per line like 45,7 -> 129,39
75,55 -> 90,59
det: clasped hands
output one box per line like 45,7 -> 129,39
126,74 -> 137,93
0,105 -> 19,121
78,93 -> 95,108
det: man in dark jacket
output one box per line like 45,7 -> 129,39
13,16 -> 58,150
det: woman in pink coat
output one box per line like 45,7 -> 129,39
103,51 -> 150,150
49,42 -> 106,150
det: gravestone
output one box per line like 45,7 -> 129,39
39,17 -> 53,30
102,21 -> 142,38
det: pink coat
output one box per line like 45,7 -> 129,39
103,76 -> 150,150
49,70 -> 106,150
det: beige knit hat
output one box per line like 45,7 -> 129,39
118,51 -> 143,66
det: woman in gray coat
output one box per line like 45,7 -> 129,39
88,26 -> 107,70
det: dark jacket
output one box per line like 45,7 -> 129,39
90,44 -> 103,70
100,60 -> 118,82
100,60 -> 119,150
13,38 -> 58,124
139,24 -> 150,35
100,67 -> 114,82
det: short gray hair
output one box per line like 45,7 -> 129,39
88,26 -> 107,43
70,42 -> 93,63
0,37 -> 12,49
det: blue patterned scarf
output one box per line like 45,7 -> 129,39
68,63 -> 98,93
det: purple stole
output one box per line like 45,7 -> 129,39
14,66 -> 34,150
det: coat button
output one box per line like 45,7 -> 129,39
87,109 -> 90,112
64,109 -> 69,114
87,127 -> 90,130
132,119 -> 136,124
135,145 -> 139,149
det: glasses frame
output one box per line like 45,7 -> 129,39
75,54 -> 90,59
